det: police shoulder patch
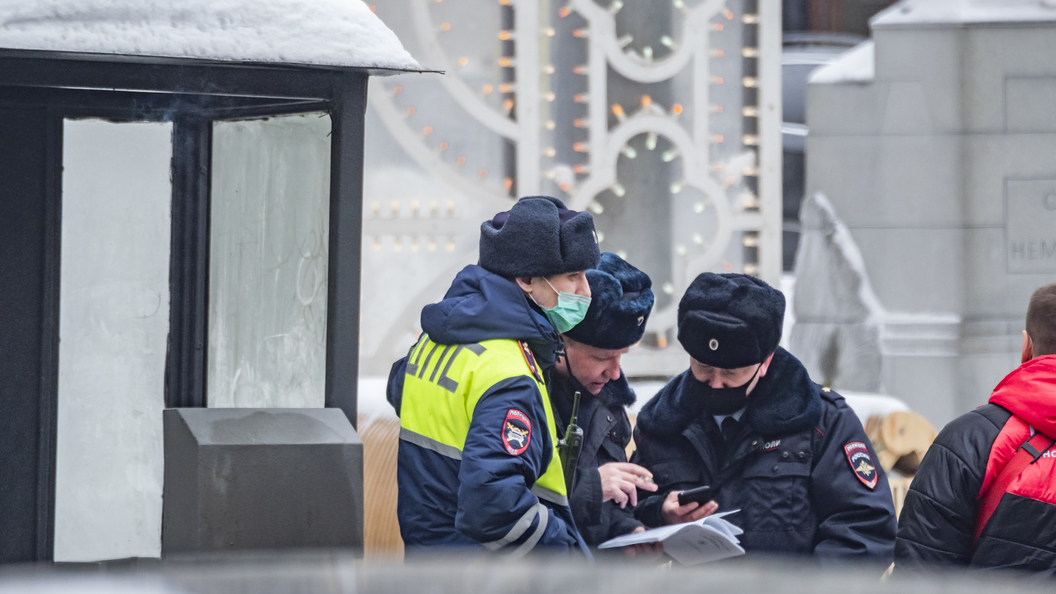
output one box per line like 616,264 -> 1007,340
503,409 -> 532,455
844,441 -> 878,489
518,340 -> 543,383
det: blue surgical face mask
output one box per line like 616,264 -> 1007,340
531,278 -> 591,334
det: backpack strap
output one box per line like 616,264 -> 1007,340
974,430 -> 1055,544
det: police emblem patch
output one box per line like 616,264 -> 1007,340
844,441 -> 877,489
503,409 -> 532,455
518,340 -> 544,383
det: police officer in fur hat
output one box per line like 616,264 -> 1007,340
550,253 -> 658,550
387,196 -> 599,555
632,273 -> 897,562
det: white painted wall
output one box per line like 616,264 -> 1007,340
208,113 -> 332,409
54,119 -> 173,562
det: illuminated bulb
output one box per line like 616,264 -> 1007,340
609,0 -> 623,14
621,146 -> 637,159
499,83 -> 513,93
498,57 -> 513,67
573,118 -> 587,128
743,166 -> 760,176
711,104 -> 724,113
641,95 -> 652,107
456,156 -> 467,167
559,182 -> 571,192
743,134 -> 759,146
742,194 -> 760,209
544,170 -> 557,179
676,245 -> 687,257
391,200 -> 400,214
498,30 -> 513,40
573,165 -> 589,174
711,134 -> 724,143
559,5 -> 572,17
589,201 -> 604,214
662,149 -> 680,162
574,93 -> 588,103
743,235 -> 759,247
543,64 -> 556,74
711,164 -> 725,172
725,176 -> 736,186
544,120 -> 556,130
393,86 -> 403,95
543,147 -> 557,157
660,35 -> 674,48
710,76 -> 724,85
670,182 -> 683,194
458,57 -> 469,67
368,5 -> 376,12
597,231 -> 605,243
672,0 -> 684,8
657,336 -> 668,348
479,170 -> 488,178
573,142 -> 587,152
544,91 -> 557,102
646,132 -> 658,151
447,239 -> 456,252
712,23 -> 724,31
612,183 -> 626,197
744,264 -> 759,276
662,281 -> 674,295
422,126 -> 433,136
411,238 -> 420,252
503,98 -> 514,110
394,239 -> 403,253
743,13 -> 760,24
503,177 -> 513,190
412,200 -> 420,216
723,8 -> 734,19
616,34 -> 633,48
693,234 -> 705,245
743,106 -> 759,117
499,0 -> 510,4
743,47 -> 760,58
446,201 -> 455,215
373,237 -> 381,251
693,201 -> 706,213
612,103 -> 626,122
406,106 -> 416,115
710,49 -> 725,57
724,261 -> 733,271
743,77 -> 759,88
672,103 -> 684,115
483,84 -> 494,94
544,27 -> 556,37
573,65 -> 587,75
428,238 -> 437,252
439,142 -> 449,151
440,22 -> 451,31
617,250 -> 629,260
642,46 -> 653,60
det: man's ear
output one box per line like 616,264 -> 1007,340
514,277 -> 534,293
759,352 -> 776,377
1022,330 -> 1034,364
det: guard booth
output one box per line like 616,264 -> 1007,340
0,1 -> 424,563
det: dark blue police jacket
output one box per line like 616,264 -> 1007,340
387,264 -> 588,555
632,347 -> 897,563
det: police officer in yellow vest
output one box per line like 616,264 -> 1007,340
386,196 -> 599,555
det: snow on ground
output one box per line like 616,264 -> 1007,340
808,41 -> 874,85
0,0 -> 422,72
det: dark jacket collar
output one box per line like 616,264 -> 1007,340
420,264 -> 561,368
637,347 -> 821,438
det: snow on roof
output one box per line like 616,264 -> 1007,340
872,0 -> 1056,29
808,40 -> 874,85
0,0 -> 424,73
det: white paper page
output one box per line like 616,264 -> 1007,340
598,510 -> 745,555
662,524 -> 745,566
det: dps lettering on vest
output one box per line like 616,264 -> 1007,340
399,334 -> 569,506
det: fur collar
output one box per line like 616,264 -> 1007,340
637,347 -> 821,437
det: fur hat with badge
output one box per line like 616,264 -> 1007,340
564,252 -> 654,349
478,195 -> 600,278
677,273 -> 785,369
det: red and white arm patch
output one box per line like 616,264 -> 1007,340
502,409 -> 532,455
844,441 -> 878,489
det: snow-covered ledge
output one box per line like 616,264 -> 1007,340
0,0 -> 423,73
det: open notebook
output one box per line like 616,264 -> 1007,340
598,511 -> 745,566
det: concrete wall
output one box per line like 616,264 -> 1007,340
803,20 -> 1056,427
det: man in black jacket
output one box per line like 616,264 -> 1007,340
550,253 -> 657,548
632,273 -> 897,563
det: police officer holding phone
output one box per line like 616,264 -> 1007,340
632,273 -> 897,562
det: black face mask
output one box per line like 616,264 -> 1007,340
689,364 -> 761,416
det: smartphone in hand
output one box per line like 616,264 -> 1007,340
677,485 -> 714,507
